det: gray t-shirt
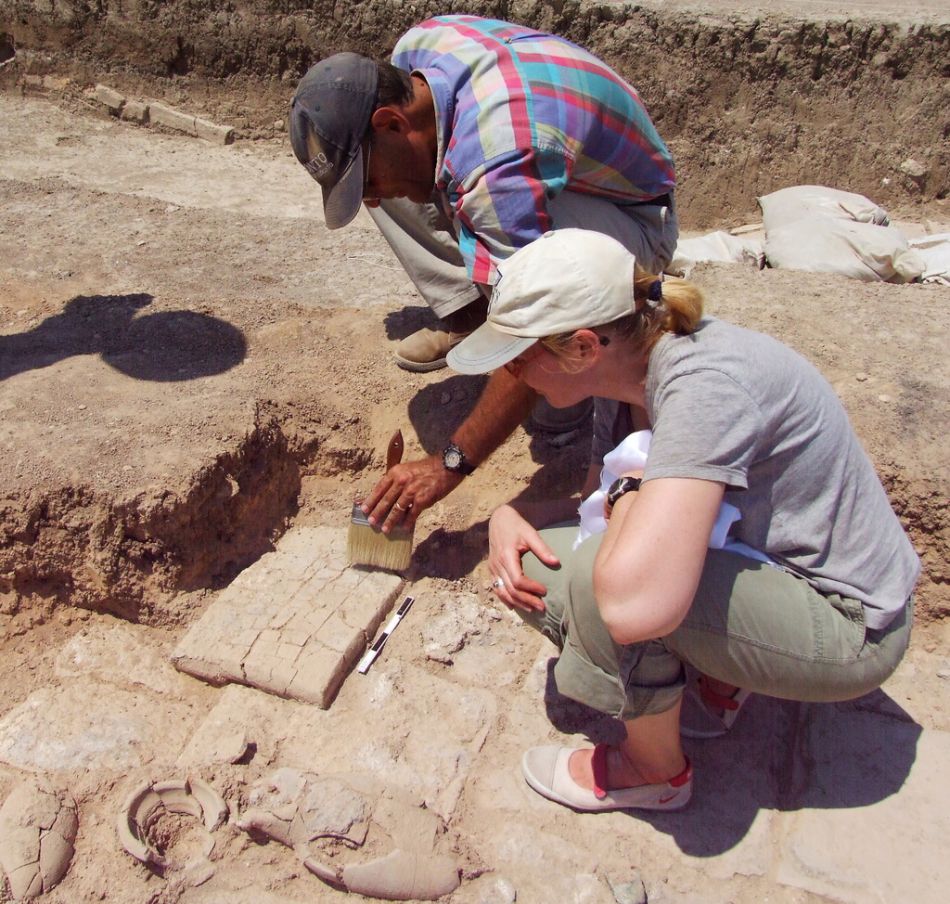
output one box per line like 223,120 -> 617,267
591,318 -> 919,629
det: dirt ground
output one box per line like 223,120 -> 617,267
0,3 -> 949,902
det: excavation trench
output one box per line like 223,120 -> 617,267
0,0 -> 946,626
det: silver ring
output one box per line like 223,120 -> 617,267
394,502 -> 406,512
493,577 -> 505,590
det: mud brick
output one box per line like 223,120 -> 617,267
171,528 -> 403,707
270,527 -> 335,563
314,611 -> 362,655
280,627 -> 313,647
242,639 -> 283,691
340,582 -> 402,638
120,100 -> 149,124
195,119 -> 235,145
149,102 -> 197,136
265,656 -> 299,697
287,643 -> 344,708
306,579 -> 348,616
94,84 -> 125,115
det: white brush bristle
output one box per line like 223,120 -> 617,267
347,519 -> 413,571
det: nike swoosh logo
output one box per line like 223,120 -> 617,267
658,792 -> 679,804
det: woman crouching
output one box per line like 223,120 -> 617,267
447,229 -> 919,813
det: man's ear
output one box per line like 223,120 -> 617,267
370,105 -> 410,134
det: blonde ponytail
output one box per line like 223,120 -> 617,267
539,264 -> 704,367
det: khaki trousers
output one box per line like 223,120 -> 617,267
366,191 -> 679,319
520,526 -> 913,720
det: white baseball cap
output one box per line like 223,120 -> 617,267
447,229 -> 637,374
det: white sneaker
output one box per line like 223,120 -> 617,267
521,744 -> 692,812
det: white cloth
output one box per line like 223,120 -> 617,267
667,230 -> 764,278
574,430 -> 773,566
758,185 -> 924,283
908,233 -> 950,285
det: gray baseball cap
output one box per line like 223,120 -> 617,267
289,53 -> 378,229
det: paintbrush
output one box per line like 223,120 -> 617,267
347,429 -> 413,571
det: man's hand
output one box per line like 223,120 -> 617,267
361,454 -> 462,534
360,368 -> 537,533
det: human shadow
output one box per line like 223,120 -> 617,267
406,375 -> 591,476
405,374 -> 592,580
404,374 -> 586,578
0,293 -> 246,382
382,305 -> 438,342
540,660 -> 921,855
412,521 -> 489,581
406,374 -> 489,453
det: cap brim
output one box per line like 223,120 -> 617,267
321,145 -> 364,230
446,323 -> 538,375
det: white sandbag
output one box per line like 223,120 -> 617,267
764,218 -> 925,283
759,185 -> 890,229
908,233 -> 950,285
668,230 -> 764,277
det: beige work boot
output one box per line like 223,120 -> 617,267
394,327 -> 469,372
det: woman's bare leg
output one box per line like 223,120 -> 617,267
567,697 -> 687,790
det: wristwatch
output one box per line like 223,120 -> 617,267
605,476 -> 642,514
442,442 -> 476,476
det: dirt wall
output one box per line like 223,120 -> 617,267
1,0 -> 947,226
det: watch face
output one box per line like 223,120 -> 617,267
444,449 -> 462,469
607,476 -> 641,508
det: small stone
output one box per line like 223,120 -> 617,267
608,873 -> 647,904
937,669 -> 950,680
877,394 -> 892,403
476,875 -> 517,903
729,223 -> 763,236
899,158 -> 927,179
449,873 -> 517,903
855,373 -> 868,382
545,427 -> 581,448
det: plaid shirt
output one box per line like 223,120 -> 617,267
393,16 -> 675,285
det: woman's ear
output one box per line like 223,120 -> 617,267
571,329 -> 603,366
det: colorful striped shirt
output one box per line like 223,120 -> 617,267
392,16 -> 675,285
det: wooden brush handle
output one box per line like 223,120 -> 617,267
386,430 -> 404,470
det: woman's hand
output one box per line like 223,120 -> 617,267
488,504 -> 560,613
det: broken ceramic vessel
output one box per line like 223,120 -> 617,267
0,779 -> 78,900
236,768 -> 461,901
116,776 -> 228,870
